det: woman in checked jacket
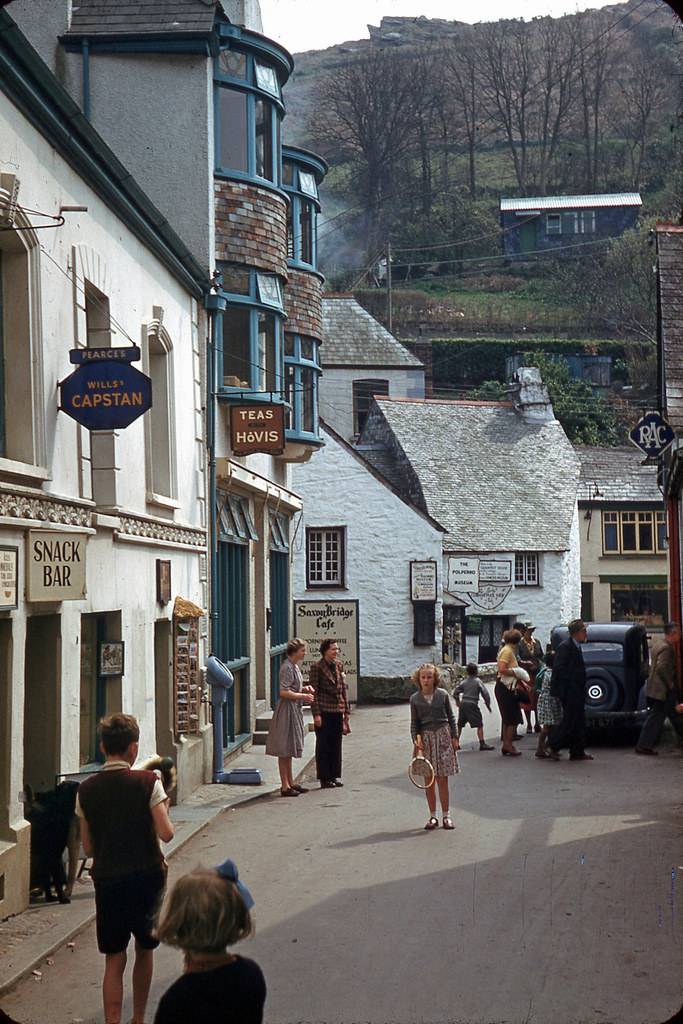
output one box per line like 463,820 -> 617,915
309,639 -> 351,789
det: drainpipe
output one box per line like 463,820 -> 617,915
82,40 -> 91,121
205,291 -> 226,653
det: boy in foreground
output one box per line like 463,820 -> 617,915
77,713 -> 174,1024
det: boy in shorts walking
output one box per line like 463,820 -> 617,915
77,713 -> 174,1024
454,663 -> 494,750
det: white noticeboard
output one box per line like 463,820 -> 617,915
447,556 -> 479,593
293,600 -> 359,702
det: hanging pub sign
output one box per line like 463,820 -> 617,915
59,347 -> 152,430
230,404 -> 285,456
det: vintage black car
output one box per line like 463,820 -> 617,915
550,622 -> 650,735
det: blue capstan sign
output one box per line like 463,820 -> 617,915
629,412 -> 676,458
59,348 -> 152,430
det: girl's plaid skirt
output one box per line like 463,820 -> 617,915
538,686 -> 562,728
415,725 -> 458,777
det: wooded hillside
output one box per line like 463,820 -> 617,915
283,0 -> 681,284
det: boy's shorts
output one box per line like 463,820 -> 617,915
94,865 -> 167,955
457,703 -> 484,730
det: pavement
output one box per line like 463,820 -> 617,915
0,715 -> 319,997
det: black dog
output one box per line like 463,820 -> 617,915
24,780 -> 79,904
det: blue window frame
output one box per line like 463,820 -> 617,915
217,266 -> 285,400
216,490 -> 256,747
284,334 -> 321,442
269,512 -> 290,707
282,153 -> 324,270
214,46 -> 283,185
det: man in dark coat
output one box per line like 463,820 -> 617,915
635,622 -> 681,755
546,618 -> 593,761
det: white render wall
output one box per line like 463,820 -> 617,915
291,429 -> 443,683
319,367 -> 426,442
1,86 -> 208,790
447,540 -> 581,662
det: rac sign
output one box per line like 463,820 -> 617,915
629,412 -> 676,458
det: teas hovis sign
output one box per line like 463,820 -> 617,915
27,531 -> 88,601
59,347 -> 152,430
230,405 -> 285,456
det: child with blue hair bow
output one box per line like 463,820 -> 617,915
153,858 -> 265,1024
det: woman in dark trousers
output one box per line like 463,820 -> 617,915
308,639 -> 350,788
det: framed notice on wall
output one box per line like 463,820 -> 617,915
173,609 -> 201,735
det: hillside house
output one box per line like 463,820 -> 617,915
501,193 -> 642,259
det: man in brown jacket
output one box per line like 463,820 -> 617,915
635,622 -> 682,755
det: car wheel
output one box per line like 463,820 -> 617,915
585,668 -> 622,713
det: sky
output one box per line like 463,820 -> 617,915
258,0 -> 614,53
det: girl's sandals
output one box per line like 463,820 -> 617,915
424,816 -> 439,830
442,815 -> 455,830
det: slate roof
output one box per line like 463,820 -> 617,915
321,297 -> 423,369
576,446 -> 663,504
501,193 -> 642,212
66,0 -> 220,37
657,225 -> 683,433
364,397 -> 578,551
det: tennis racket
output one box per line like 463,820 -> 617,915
409,735 -> 435,789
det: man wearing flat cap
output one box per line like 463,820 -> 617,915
546,619 -> 593,761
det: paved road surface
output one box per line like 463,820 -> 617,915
2,702 -> 682,1024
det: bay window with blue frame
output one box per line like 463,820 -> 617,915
282,152 -> 324,269
217,265 -> 286,400
214,32 -> 286,186
284,334 -> 321,441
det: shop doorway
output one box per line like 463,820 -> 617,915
80,613 -> 121,766
154,619 -> 174,761
24,615 -> 60,790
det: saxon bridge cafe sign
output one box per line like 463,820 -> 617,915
59,346 -> 152,430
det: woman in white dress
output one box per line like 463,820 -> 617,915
265,639 -> 314,796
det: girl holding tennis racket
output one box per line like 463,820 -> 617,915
409,663 -> 459,830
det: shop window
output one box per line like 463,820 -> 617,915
306,527 -> 345,588
610,583 -> 667,627
514,552 -> 539,586
353,379 -> 389,437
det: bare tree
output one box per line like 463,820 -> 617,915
571,11 -> 623,193
609,31 -> 678,191
312,47 -> 425,259
440,27 -> 482,197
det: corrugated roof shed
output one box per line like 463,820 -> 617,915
364,397 -> 578,552
501,193 -> 642,212
576,446 -> 663,504
321,297 -> 423,369
657,224 -> 683,433
66,0 -> 220,36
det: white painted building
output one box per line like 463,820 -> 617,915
359,369 -> 582,663
0,13 -> 208,917
291,422 -> 445,698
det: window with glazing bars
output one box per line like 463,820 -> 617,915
306,528 -> 344,587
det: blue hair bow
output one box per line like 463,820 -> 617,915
214,858 -> 254,909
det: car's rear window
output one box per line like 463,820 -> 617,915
581,642 -> 624,664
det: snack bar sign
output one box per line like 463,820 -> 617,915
59,347 -> 152,430
27,530 -> 88,601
